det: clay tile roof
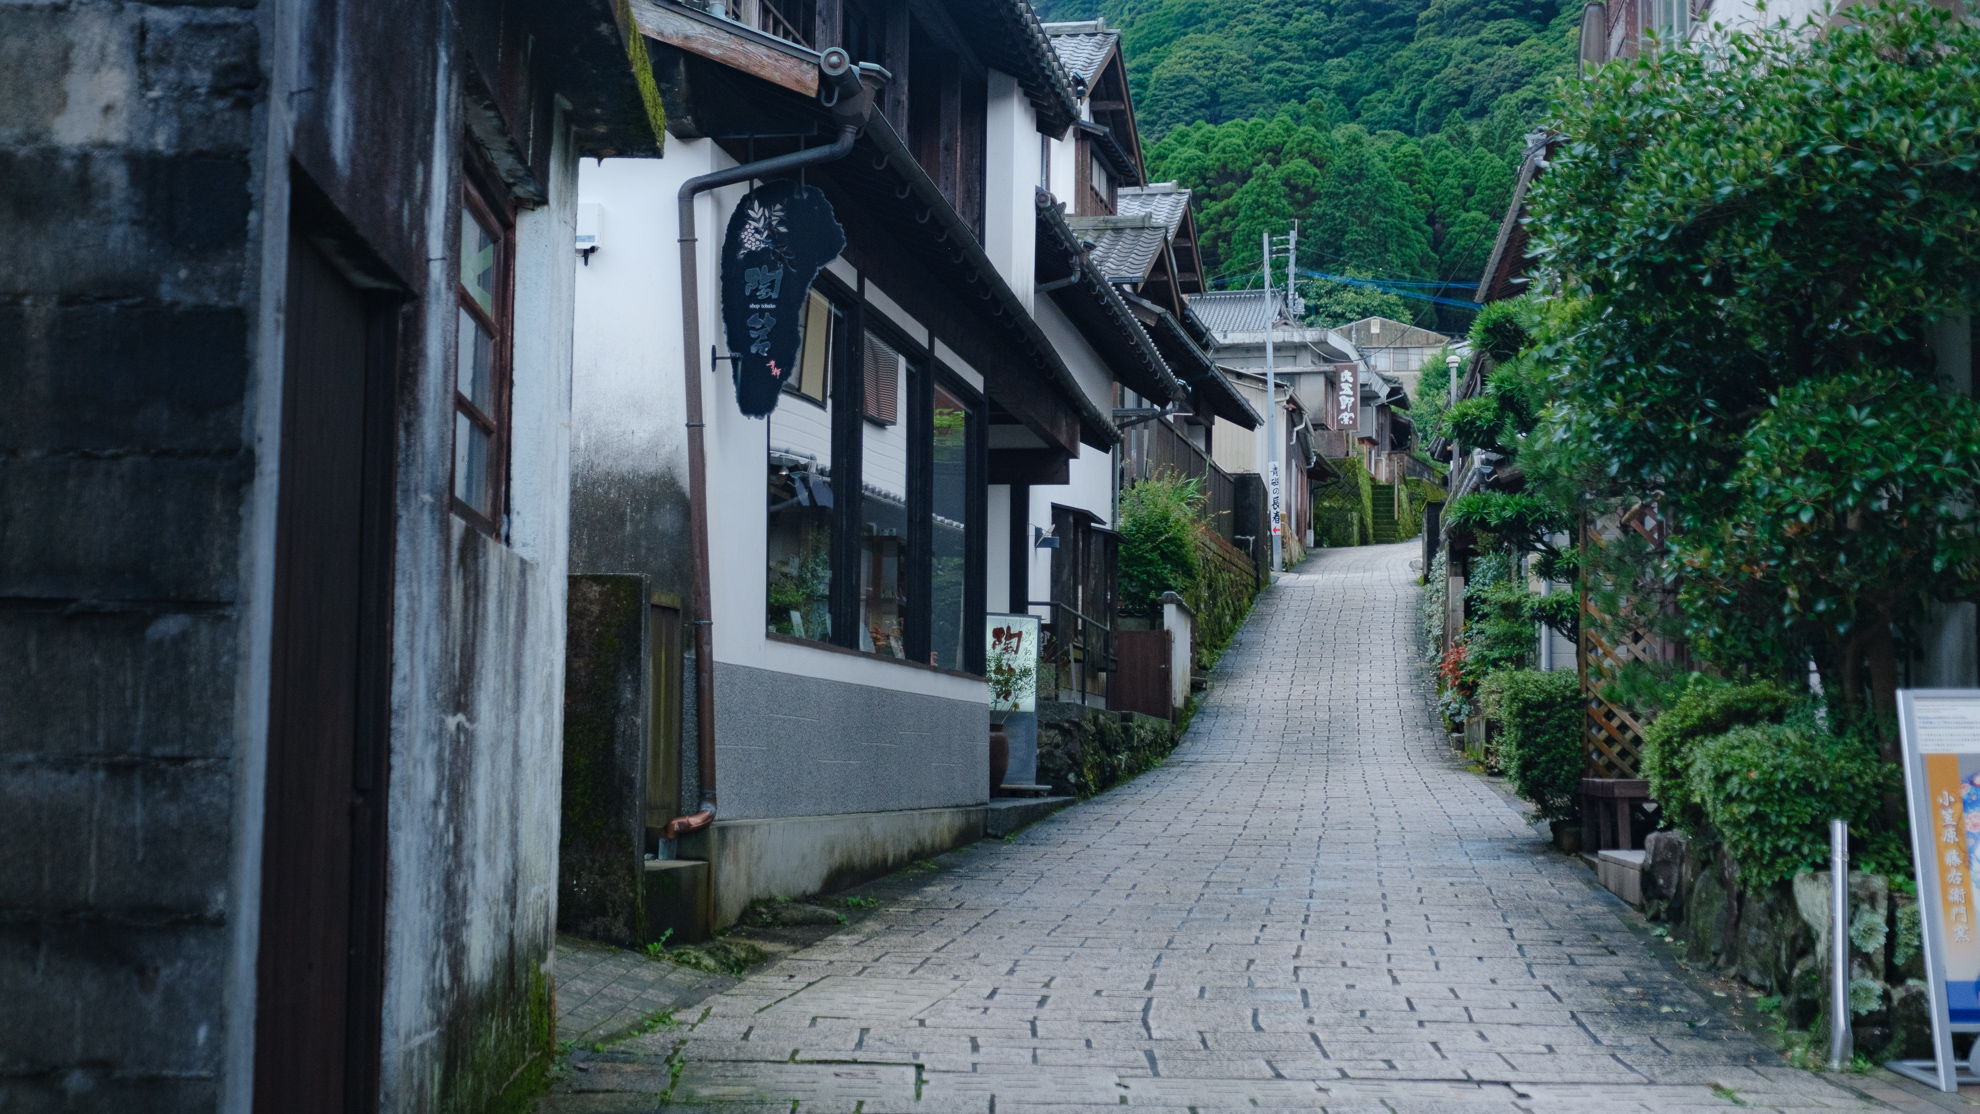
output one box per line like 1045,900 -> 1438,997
1069,183 -> 1191,283
1042,26 -> 1118,86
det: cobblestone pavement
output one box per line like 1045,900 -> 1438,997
551,543 -> 1897,1112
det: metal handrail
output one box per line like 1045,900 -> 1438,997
1030,599 -> 1114,707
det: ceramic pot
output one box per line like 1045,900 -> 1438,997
1549,820 -> 1583,854
989,723 -> 1010,797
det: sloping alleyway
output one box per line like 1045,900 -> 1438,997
550,543 -> 1883,1112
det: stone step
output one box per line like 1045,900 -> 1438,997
985,796 -> 1076,837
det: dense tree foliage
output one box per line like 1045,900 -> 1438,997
1145,111 -> 1522,327
1037,0 -> 1578,143
1039,0 -> 1581,322
1529,2 -> 1980,720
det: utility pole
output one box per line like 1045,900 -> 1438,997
1261,231 -> 1282,574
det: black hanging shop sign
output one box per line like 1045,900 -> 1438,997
720,179 -> 847,417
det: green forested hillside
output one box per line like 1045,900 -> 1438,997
1039,0 -> 1580,328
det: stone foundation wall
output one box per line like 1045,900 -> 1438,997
1035,702 -> 1180,799
1643,829 -> 1931,1059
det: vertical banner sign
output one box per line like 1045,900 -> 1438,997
721,180 -> 846,417
987,615 -> 1043,787
1896,690 -> 1980,1091
1334,365 -> 1358,431
1267,461 -> 1283,536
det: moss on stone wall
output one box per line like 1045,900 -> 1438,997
1644,828 -> 1931,1062
1035,704 -> 1180,799
1191,536 -> 1261,672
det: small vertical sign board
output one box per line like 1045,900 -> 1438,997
1267,461 -> 1283,536
1895,689 -> 1980,1090
1334,366 -> 1358,431
987,615 -> 1043,787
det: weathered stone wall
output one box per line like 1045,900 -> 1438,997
1643,829 -> 1930,1060
0,2 -> 614,1110
1035,702 -> 1180,799
0,3 -> 263,1108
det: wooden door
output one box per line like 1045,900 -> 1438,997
255,226 -> 395,1114
1109,629 -> 1172,719
646,597 -> 684,842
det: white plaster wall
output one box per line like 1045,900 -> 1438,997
379,109 -> 578,1110
987,485 -> 1011,611
571,153 -> 700,531
1699,0 -> 1834,35
1047,130 -> 1078,209
983,70 -> 1040,310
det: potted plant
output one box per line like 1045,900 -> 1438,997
985,646 -> 1035,796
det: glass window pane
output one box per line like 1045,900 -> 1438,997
454,409 -> 493,517
457,307 -> 494,412
461,206 -> 497,314
786,290 -> 832,404
930,382 -> 971,671
861,333 -> 910,658
768,300 -> 840,643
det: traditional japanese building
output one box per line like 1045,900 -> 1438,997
566,0 -> 1136,933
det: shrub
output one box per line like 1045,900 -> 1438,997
1495,669 -> 1584,822
1462,553 -> 1537,674
1640,678 -> 1797,834
1690,716 -> 1897,887
1314,508 -> 1359,548
1468,298 -> 1531,364
1421,548 -> 1448,660
1118,474 -> 1205,616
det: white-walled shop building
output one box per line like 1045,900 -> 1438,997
567,1 -> 1168,930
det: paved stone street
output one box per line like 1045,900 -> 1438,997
550,543 -> 1896,1112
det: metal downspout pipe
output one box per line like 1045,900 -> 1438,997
661,48 -> 878,840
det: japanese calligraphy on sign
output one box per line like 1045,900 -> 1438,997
1896,691 -> 1980,1090
720,180 -> 846,417
1334,365 -> 1357,431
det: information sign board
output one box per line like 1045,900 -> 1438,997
1267,461 -> 1283,536
1895,689 -> 1980,1090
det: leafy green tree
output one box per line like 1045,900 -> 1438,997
1529,1 -> 1980,716
1299,273 -> 1410,329
1680,368 -> 1980,722
1117,474 -> 1207,616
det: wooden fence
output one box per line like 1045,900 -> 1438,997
1120,417 -> 1238,545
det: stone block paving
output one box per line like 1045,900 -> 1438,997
544,544 -> 1919,1112
555,934 -> 739,1046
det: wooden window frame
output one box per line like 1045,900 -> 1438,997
451,159 -> 516,538
799,287 -> 990,675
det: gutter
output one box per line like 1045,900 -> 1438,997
662,48 -> 881,840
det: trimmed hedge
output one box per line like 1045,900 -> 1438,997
1640,678 -> 1796,834
1494,669 -> 1584,822
1690,717 -> 1897,886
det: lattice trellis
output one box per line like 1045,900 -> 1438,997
1578,503 -> 1682,780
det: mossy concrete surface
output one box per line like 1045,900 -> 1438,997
560,575 -> 650,947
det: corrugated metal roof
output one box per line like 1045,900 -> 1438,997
1337,317 -> 1449,350
1042,26 -> 1117,86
